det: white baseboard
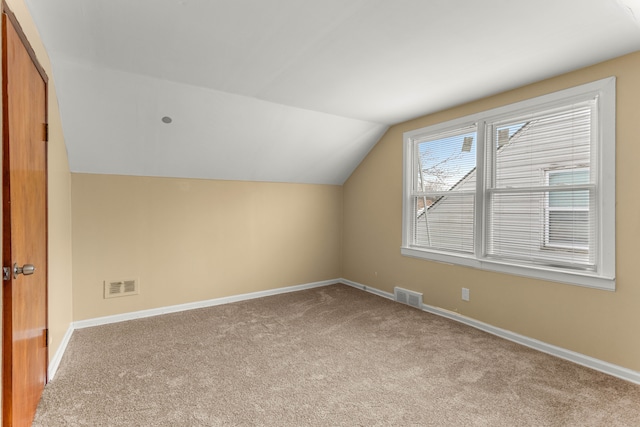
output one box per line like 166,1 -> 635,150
52,278 -> 640,386
74,279 -> 338,329
340,278 -> 640,386
340,278 -> 394,300
48,323 -> 74,381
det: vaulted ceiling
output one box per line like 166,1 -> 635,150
26,0 -> 640,184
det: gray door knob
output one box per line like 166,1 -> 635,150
13,263 -> 35,278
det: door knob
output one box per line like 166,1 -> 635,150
13,263 -> 35,278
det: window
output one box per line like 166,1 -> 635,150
402,78 -> 615,290
412,126 -> 477,253
545,168 -> 590,251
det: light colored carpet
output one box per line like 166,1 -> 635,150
34,284 -> 640,426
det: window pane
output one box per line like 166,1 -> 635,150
492,106 -> 591,189
416,129 -> 476,192
548,211 -> 589,247
548,189 -> 589,208
413,194 -> 475,253
488,192 -> 594,268
487,192 -> 546,258
411,126 -> 477,253
548,170 -> 590,208
549,169 -> 589,186
486,103 -> 595,269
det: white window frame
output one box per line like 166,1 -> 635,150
401,77 -> 616,291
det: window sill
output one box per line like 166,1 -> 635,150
400,246 -> 615,291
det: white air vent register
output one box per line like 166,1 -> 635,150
394,286 -> 422,309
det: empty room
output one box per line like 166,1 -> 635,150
2,0 -> 640,425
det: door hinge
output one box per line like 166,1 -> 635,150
43,123 -> 48,142
44,328 -> 49,347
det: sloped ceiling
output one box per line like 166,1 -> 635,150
25,0 -> 640,184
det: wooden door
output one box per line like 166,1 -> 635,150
2,6 -> 49,427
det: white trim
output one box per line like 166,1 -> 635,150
340,278 -> 394,300
48,323 -> 74,381
341,278 -> 640,385
74,279 -> 338,329
595,76 -> 617,282
400,247 -> 615,290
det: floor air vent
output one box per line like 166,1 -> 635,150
394,287 -> 422,309
104,278 -> 139,299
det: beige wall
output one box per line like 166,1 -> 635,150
343,51 -> 640,372
46,93 -> 74,360
71,174 -> 342,320
1,0 -> 74,417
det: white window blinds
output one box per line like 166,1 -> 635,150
485,102 -> 596,270
411,126 -> 476,253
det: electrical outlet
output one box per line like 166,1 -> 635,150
462,288 -> 470,301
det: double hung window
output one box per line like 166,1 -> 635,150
402,78 -> 615,290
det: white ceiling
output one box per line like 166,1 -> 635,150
26,0 -> 640,184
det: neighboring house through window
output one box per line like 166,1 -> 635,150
545,168 -> 590,251
402,77 -> 615,290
